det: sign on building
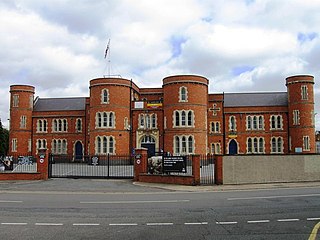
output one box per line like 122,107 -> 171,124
163,156 -> 186,173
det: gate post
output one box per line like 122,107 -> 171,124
192,155 -> 200,185
37,148 -> 49,180
215,155 -> 223,185
134,148 -> 148,181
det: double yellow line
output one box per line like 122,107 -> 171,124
309,222 -> 320,240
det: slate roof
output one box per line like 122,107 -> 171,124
34,97 -> 86,111
224,92 -> 288,107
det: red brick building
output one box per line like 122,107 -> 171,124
8,74 -> 316,157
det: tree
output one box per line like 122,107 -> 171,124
0,119 -> 9,156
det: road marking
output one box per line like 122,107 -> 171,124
277,219 -> 299,222
308,222 -> 320,240
247,220 -> 270,223
80,200 -> 190,204
308,218 -> 320,221
35,223 -> 63,226
73,223 -> 100,226
109,223 -> 138,226
1,223 -> 27,225
216,221 -> 238,225
147,223 -> 174,226
184,222 -> 208,225
228,193 -> 320,201
0,200 -> 23,203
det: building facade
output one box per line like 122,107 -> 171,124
8,74 -> 316,157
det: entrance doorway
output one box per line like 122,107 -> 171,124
74,141 -> 83,161
141,135 -> 156,158
229,139 -> 238,155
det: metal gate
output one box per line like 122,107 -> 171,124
48,154 -> 134,179
200,154 -> 215,185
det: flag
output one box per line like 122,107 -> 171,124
104,39 -> 110,59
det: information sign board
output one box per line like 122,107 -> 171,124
163,156 -> 186,173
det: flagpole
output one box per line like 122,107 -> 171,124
104,39 -> 111,77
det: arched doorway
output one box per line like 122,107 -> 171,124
74,141 -> 83,161
229,139 -> 238,155
141,135 -> 156,158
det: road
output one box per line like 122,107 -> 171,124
0,179 -> 319,239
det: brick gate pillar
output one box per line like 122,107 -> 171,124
134,148 -> 148,181
37,148 -> 49,180
192,155 -> 200,185
215,155 -> 223,185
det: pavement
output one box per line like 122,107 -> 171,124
0,178 -> 320,193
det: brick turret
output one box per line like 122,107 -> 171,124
89,78 -> 132,155
286,75 -> 316,153
163,75 -> 208,155
9,85 -> 35,155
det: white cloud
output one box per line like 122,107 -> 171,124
0,0 -> 319,130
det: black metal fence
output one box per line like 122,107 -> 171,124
0,154 -> 37,173
49,154 -> 134,179
200,154 -> 215,185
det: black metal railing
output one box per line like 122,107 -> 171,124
49,154 -> 134,179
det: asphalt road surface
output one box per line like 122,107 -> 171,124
0,179 -> 319,239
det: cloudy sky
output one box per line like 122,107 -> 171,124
1,0 -> 319,129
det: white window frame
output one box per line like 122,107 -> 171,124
270,115 -> 283,130
173,135 -> 194,155
247,137 -> 265,154
270,137 -> 284,153
173,110 -> 194,128
95,112 -> 115,129
293,110 -> 300,125
20,115 -> 27,129
101,88 -> 110,104
179,86 -> 188,102
12,95 -> 19,107
12,138 -> 17,152
95,136 -> 115,154
303,136 -> 310,151
301,85 -> 308,100
229,116 -> 236,131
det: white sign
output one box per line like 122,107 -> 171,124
134,101 -> 144,109
40,158 -> 44,164
136,159 -> 141,165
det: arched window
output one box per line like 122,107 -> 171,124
109,137 -> 114,153
259,138 -> 264,153
181,111 -> 186,126
103,112 -> 108,127
247,138 -> 252,153
230,116 -> 236,131
175,136 -> 180,154
175,111 -> 180,126
253,138 -> 258,153
277,116 -> 282,129
188,136 -> 193,153
188,111 -> 192,126
103,136 -> 108,153
258,116 -> 264,129
109,112 -> 114,127
247,116 -> 252,130
181,136 -> 187,153
179,86 -> 188,102
102,89 -> 109,103
253,116 -> 257,129
97,137 -> 102,153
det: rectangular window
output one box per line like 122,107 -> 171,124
28,139 -> 32,152
303,136 -> 310,151
12,139 -> 17,152
301,85 -> 308,100
20,116 -> 27,129
293,110 -> 300,125
12,95 -> 19,107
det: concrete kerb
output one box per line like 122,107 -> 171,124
133,181 -> 320,192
